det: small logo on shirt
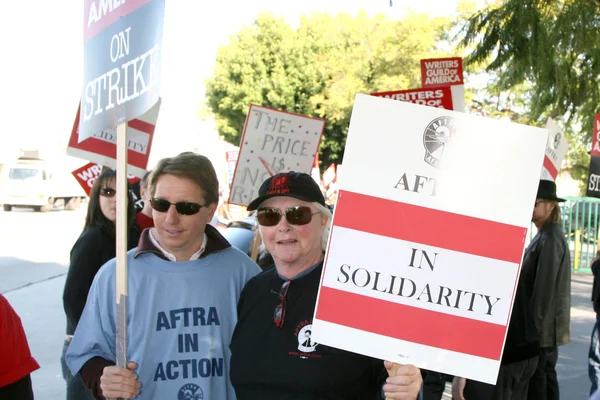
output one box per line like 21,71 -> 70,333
296,321 -> 318,353
178,383 -> 204,400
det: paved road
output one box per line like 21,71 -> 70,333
0,206 -> 596,399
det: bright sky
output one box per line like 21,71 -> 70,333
0,0 -> 483,168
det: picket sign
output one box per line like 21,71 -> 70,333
540,118 -> 568,181
228,105 -> 325,207
312,94 -> 547,384
80,0 -> 165,377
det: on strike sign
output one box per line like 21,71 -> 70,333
228,105 -> 325,207
371,87 -> 454,110
312,94 -> 547,384
80,0 -> 165,141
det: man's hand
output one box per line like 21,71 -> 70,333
382,361 -> 422,400
100,362 -> 141,400
451,376 -> 467,400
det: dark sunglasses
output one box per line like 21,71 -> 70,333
273,280 -> 291,328
257,206 -> 319,227
149,198 -> 206,216
99,188 -> 116,198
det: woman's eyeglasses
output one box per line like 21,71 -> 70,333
273,280 -> 291,328
99,188 -> 116,198
257,206 -> 319,227
150,198 -> 206,216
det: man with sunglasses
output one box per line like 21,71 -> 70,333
229,171 -> 422,400
66,152 -> 260,400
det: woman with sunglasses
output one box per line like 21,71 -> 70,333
230,171 -> 422,400
61,169 -> 136,400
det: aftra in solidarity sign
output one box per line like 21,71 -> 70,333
80,0 -> 165,141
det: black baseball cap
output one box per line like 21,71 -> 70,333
247,171 -> 325,211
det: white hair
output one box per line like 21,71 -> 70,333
256,201 -> 332,253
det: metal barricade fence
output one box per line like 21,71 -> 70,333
528,197 -> 600,273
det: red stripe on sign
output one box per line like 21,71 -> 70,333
335,190 -> 526,264
543,156 -> 558,180
316,286 -> 505,360
129,119 -> 155,135
84,0 -> 153,42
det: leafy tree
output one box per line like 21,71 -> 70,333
458,0 -> 600,190
205,11 -> 451,167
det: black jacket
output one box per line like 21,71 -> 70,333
230,264 -> 387,400
501,270 -> 539,364
520,221 -> 571,347
63,225 -> 137,335
591,259 -> 600,317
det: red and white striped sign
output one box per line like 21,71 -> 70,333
66,99 -> 161,178
312,94 -> 547,384
540,118 -> 568,181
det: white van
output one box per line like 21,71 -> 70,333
0,159 -> 87,212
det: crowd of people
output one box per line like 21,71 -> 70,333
0,151 -> 594,400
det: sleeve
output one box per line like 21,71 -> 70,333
80,356 -> 116,400
65,261 -> 118,377
0,295 -> 40,388
530,234 -> 565,330
63,230 -> 103,332
369,357 -> 389,400
0,375 -> 34,400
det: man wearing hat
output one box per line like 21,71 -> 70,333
521,180 -> 571,400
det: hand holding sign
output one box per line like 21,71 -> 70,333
100,362 -> 141,400
383,362 -> 422,400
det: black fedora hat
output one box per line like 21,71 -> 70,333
537,180 -> 566,202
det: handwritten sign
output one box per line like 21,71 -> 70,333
80,0 -> 165,141
228,105 -> 325,207
372,87 -> 454,110
312,94 -> 547,384
67,99 -> 161,178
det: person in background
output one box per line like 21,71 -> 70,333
589,251 -> 600,395
523,180 -> 570,400
132,170 -> 155,237
0,294 -> 39,400
229,171 -> 422,400
61,169 -> 136,400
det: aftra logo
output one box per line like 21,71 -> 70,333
177,383 -> 204,400
423,116 -> 457,168
552,132 -> 561,150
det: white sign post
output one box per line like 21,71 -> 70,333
228,105 -> 325,207
312,94 -> 547,384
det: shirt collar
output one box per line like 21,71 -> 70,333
148,228 -> 207,261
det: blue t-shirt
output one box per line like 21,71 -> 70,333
66,246 -> 260,399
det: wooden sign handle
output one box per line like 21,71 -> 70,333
115,123 -> 129,400
385,363 -> 401,400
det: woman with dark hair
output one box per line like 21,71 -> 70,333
60,169 -> 137,400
